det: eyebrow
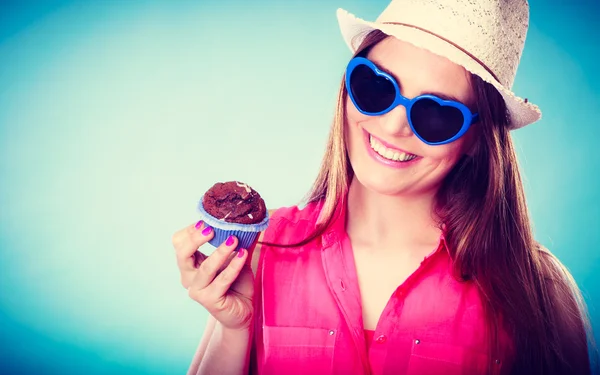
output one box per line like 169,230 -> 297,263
371,59 -> 464,103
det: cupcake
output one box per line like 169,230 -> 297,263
197,181 -> 269,250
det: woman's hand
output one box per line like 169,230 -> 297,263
172,221 -> 254,331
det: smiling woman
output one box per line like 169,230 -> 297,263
173,0 -> 596,374
0,0 -> 598,374
345,37 -> 478,196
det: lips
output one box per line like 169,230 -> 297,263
366,131 -> 418,159
361,129 -> 420,168
369,135 -> 418,162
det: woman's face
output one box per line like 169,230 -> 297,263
345,37 -> 477,197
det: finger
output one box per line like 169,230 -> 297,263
229,263 -> 255,299
180,250 -> 208,289
195,251 -> 236,274
192,248 -> 249,310
193,251 -> 207,269
172,220 -> 214,269
182,245 -> 240,289
182,251 -> 236,289
189,235 -> 239,291
210,248 -> 249,299
173,221 -> 214,289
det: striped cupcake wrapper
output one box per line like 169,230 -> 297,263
197,199 -> 269,250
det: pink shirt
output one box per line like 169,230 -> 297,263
250,201 -> 513,375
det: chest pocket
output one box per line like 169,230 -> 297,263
406,339 -> 502,375
262,326 -> 336,375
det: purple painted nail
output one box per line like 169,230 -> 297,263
201,226 -> 213,236
226,235 -> 235,246
237,248 -> 245,258
195,220 -> 203,230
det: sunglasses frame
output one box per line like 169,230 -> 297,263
345,57 -> 479,146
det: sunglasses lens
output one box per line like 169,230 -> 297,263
410,98 -> 465,144
349,64 -> 396,113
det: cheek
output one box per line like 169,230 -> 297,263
421,140 -> 465,165
346,96 -> 370,125
345,99 -> 368,141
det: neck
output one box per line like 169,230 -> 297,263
345,177 -> 442,251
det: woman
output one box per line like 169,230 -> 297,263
173,0 -> 594,374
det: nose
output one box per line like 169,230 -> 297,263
377,104 -> 414,138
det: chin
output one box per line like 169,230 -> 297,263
352,168 -> 413,197
353,161 -> 447,198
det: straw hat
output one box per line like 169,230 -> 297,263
336,0 -> 541,129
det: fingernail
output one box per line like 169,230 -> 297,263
195,220 -> 204,230
226,235 -> 235,246
201,226 -> 213,236
237,248 -> 245,258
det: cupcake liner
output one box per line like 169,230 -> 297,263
197,199 -> 270,250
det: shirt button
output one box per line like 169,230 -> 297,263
328,330 -> 335,336
495,359 -> 501,365
415,339 -> 421,345
375,334 -> 387,343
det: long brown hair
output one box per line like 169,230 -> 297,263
261,30 -> 595,374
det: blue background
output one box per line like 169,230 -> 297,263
0,0 -> 598,373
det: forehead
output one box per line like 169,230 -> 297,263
366,36 -> 474,105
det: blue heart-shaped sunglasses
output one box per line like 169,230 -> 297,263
345,57 -> 479,145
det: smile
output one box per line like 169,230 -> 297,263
369,135 -> 418,162
363,129 -> 419,165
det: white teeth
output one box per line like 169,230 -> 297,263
369,135 -> 417,162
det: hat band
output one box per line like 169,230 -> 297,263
382,22 -> 501,83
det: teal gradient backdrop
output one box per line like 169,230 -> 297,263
0,0 -> 598,373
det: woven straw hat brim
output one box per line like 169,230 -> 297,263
337,8 -> 541,130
